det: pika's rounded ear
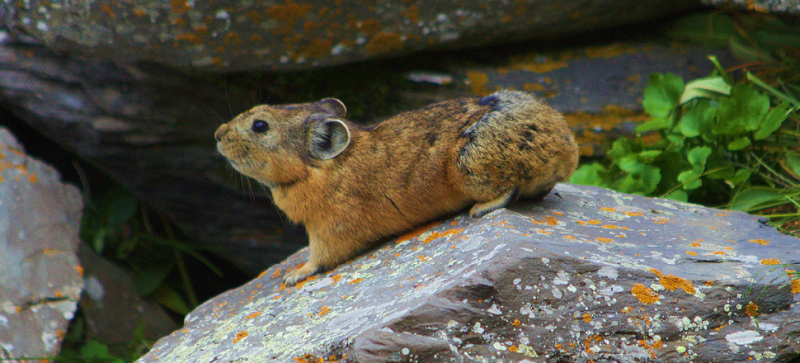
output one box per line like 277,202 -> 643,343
308,119 -> 351,160
316,98 -> 347,118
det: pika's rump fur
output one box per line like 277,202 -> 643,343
215,90 -> 579,284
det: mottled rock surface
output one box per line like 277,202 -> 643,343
77,243 -> 179,347
0,127 -> 84,359
702,0 -> 800,13
0,0 -> 700,72
0,28 -> 742,274
137,184 -> 800,363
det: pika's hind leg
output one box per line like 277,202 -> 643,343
470,187 -> 520,218
522,181 -> 556,201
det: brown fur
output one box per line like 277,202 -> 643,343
214,90 -> 579,284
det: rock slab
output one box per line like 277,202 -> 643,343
0,127 -> 84,359
0,0 -> 699,72
137,184 -> 800,363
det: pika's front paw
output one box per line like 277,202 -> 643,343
283,263 -> 319,285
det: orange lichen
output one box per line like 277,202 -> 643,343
365,32 -> 403,55
422,228 -> 464,244
545,216 -> 559,226
749,239 -> 770,246
508,345 -> 519,353
792,279 -> 800,294
653,218 -> 673,224
690,242 -> 701,247
586,220 -> 602,224
601,225 -> 619,229
600,207 -> 616,212
563,235 -> 576,240
582,313 -> 592,322
745,302 -> 758,317
512,319 -> 521,327
537,229 -> 552,235
75,265 -> 84,276
712,251 -> 726,255
348,278 -> 363,284
396,221 -> 440,243
232,331 -> 249,343
331,274 -> 343,283
686,251 -> 698,256
319,306 -> 331,316
631,283 -> 659,305
265,0 -> 313,34
101,4 -> 115,18
705,281 -> 715,286
301,39 -> 334,58
271,268 -> 283,278
417,255 -> 429,262
175,33 -> 203,44
466,70 -> 491,96
623,211 -> 644,217
650,268 -> 695,294
523,83 -> 544,92
170,0 -> 191,13
244,312 -> 262,320
595,237 -> 613,243
761,258 -> 780,265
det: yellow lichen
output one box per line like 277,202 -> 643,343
749,239 -> 770,246
761,258 -> 780,265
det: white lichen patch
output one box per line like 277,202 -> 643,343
725,330 -> 763,345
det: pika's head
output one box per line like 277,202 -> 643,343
214,98 -> 351,187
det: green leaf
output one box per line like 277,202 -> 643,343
687,146 -> 712,168
726,168 -> 752,186
638,150 -> 662,163
635,117 -> 673,133
666,133 -> 686,148
613,165 -> 661,194
666,13 -> 740,48
677,99 -> 716,138
729,187 -> 785,211
680,76 -> 731,104
713,84 -> 770,135
754,102 -> 793,140
784,153 -> 800,179
678,169 -> 703,190
663,189 -> 689,202
607,138 -> 636,161
643,73 -> 684,118
101,189 -> 138,229
80,340 -> 124,362
569,163 -> 610,187
727,136 -> 752,150
729,38 -> 774,62
153,285 -> 191,315
133,263 -> 174,297
617,156 -> 644,173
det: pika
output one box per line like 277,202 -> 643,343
215,90 -> 579,284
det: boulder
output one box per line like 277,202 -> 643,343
136,184 -> 800,363
0,28 -> 741,274
77,243 -> 179,349
0,127 -> 84,359
0,0 -> 700,72
702,0 -> 800,14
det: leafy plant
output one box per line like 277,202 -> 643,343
571,60 -> 799,234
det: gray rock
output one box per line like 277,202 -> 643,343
0,0 -> 700,72
0,127 -> 83,360
702,0 -> 800,14
77,243 -> 179,348
136,184 -> 800,363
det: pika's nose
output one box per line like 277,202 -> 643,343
214,124 -> 229,141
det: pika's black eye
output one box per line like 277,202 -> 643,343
251,120 -> 269,133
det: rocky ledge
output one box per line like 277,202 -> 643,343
137,183 -> 799,363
